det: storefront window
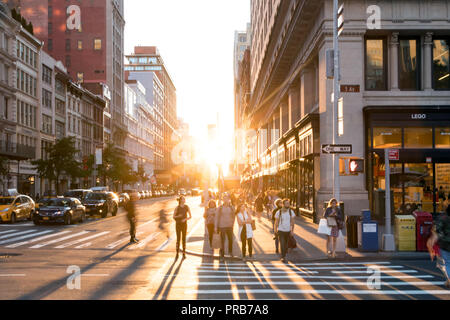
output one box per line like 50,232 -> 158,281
365,39 -> 386,90
433,39 -> 450,90
399,39 -> 420,90
436,164 -> 450,212
404,128 -> 432,148
435,127 -> 450,149
373,127 -> 402,149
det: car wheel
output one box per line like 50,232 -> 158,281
33,218 -> 40,225
10,213 -> 16,224
64,214 -> 72,225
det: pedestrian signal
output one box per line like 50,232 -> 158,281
349,159 -> 364,174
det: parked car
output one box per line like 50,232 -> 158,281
178,189 -> 187,196
123,189 -> 140,201
0,195 -> 35,224
143,191 -> 149,199
64,189 -> 92,201
34,197 -> 86,225
119,193 -> 130,207
90,186 -> 109,192
82,192 -> 119,218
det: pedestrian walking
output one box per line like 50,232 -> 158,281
274,199 -> 296,263
264,191 -> 271,215
204,199 -> 217,249
173,196 -> 192,259
427,210 -> 450,289
125,197 -> 139,243
215,194 -> 235,261
323,198 -> 344,259
158,208 -> 170,239
236,203 -> 254,261
272,199 -> 283,254
254,193 -> 264,221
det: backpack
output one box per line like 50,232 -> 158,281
277,209 -> 295,230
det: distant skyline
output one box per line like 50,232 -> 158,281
125,0 -> 250,154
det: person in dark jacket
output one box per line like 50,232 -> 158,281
125,198 -> 139,243
173,196 -> 192,259
323,198 -> 344,259
428,210 -> 450,289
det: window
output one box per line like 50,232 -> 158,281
55,99 -> 65,116
404,128 -> 433,149
55,78 -> 65,95
42,115 -> 52,134
65,55 -> 71,67
399,38 -> 420,90
42,65 -> 52,84
65,39 -> 71,51
365,38 -> 387,90
433,38 -> 450,90
435,128 -> 450,149
373,127 -> 402,149
42,89 -> 52,109
48,22 -> 53,35
48,39 -> 53,51
138,57 -> 147,64
77,40 -> 83,50
94,39 -> 102,50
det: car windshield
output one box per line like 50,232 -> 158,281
85,193 -> 106,200
0,198 -> 14,205
40,199 -> 70,207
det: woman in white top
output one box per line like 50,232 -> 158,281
236,203 -> 254,261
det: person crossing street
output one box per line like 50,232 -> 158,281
274,199 -> 296,263
125,197 -> 139,244
173,196 -> 192,260
215,194 -> 235,261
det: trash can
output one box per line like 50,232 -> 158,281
413,212 -> 433,252
395,215 -> 416,251
357,220 -> 379,252
346,216 -> 359,248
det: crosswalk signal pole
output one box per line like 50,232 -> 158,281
333,0 -> 341,202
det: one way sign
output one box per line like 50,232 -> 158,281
322,144 -> 352,154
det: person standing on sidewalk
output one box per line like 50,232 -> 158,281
173,196 -> 192,259
272,199 -> 283,254
215,194 -> 235,261
274,199 -> 296,263
236,203 -> 254,261
254,193 -> 265,222
427,210 -> 450,289
125,197 -> 139,243
204,199 -> 217,249
323,198 -> 344,259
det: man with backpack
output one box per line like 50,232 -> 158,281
271,199 -> 283,254
274,199 -> 296,263
215,194 -> 236,261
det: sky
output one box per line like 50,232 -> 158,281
124,0 -> 250,167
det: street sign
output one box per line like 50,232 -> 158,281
388,149 -> 399,161
341,85 -> 360,93
322,144 -> 352,154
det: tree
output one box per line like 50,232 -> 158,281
32,137 -> 81,195
0,157 -> 9,193
137,163 -> 149,188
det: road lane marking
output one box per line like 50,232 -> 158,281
6,231 -> 71,248
55,231 -> 110,249
0,230 -> 18,235
192,275 -> 435,279
81,274 -> 110,277
105,231 -> 144,249
185,289 -> 450,295
196,270 -> 319,274
196,262 -> 393,267
188,281 -> 446,287
196,266 -> 405,271
156,237 -> 173,251
333,270 -> 418,274
0,274 -> 26,277
0,230 -> 53,245
30,231 -> 90,248
0,229 -> 36,239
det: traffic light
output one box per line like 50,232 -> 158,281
349,159 -> 364,174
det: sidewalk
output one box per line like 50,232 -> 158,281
185,205 -> 430,262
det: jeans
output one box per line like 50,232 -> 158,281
439,249 -> 450,282
272,221 -> 280,253
219,227 -> 234,257
206,224 -> 215,246
240,225 -> 253,257
278,231 -> 290,259
176,222 -> 187,253
128,216 -> 136,239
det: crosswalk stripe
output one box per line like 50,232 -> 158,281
196,262 -> 393,267
0,229 -> 18,235
30,231 -> 90,249
0,230 -> 53,245
333,270 -> 418,274
193,275 -> 434,279
129,232 -> 160,250
185,289 -> 450,295
75,242 -> 93,249
6,231 -> 71,248
105,231 -> 144,249
188,281 -> 446,287
54,231 -> 110,249
196,266 -> 404,271
196,270 -> 319,275
0,229 -> 36,239
156,237 -> 173,252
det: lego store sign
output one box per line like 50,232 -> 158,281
67,5 -> 81,31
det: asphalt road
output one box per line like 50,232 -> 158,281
0,196 -> 449,300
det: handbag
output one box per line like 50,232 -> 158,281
288,234 -> 297,249
318,218 -> 332,235
336,230 -> 346,253
327,217 -> 337,227
211,233 -> 221,249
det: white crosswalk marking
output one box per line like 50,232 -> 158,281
54,231 -> 110,249
0,229 -> 18,235
30,231 -> 90,249
197,270 -> 319,275
196,266 -> 405,271
0,230 -> 53,245
0,229 -> 36,239
105,231 -> 144,249
197,262 -> 393,267
332,270 -> 418,274
185,289 -> 450,295
129,232 -> 160,249
194,275 -> 435,279
188,281 -> 446,286
6,231 -> 71,248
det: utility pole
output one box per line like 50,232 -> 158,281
332,0 -> 341,202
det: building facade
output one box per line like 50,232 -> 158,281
125,46 -> 178,185
242,0 -> 450,223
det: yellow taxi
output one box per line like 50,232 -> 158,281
0,195 -> 35,224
